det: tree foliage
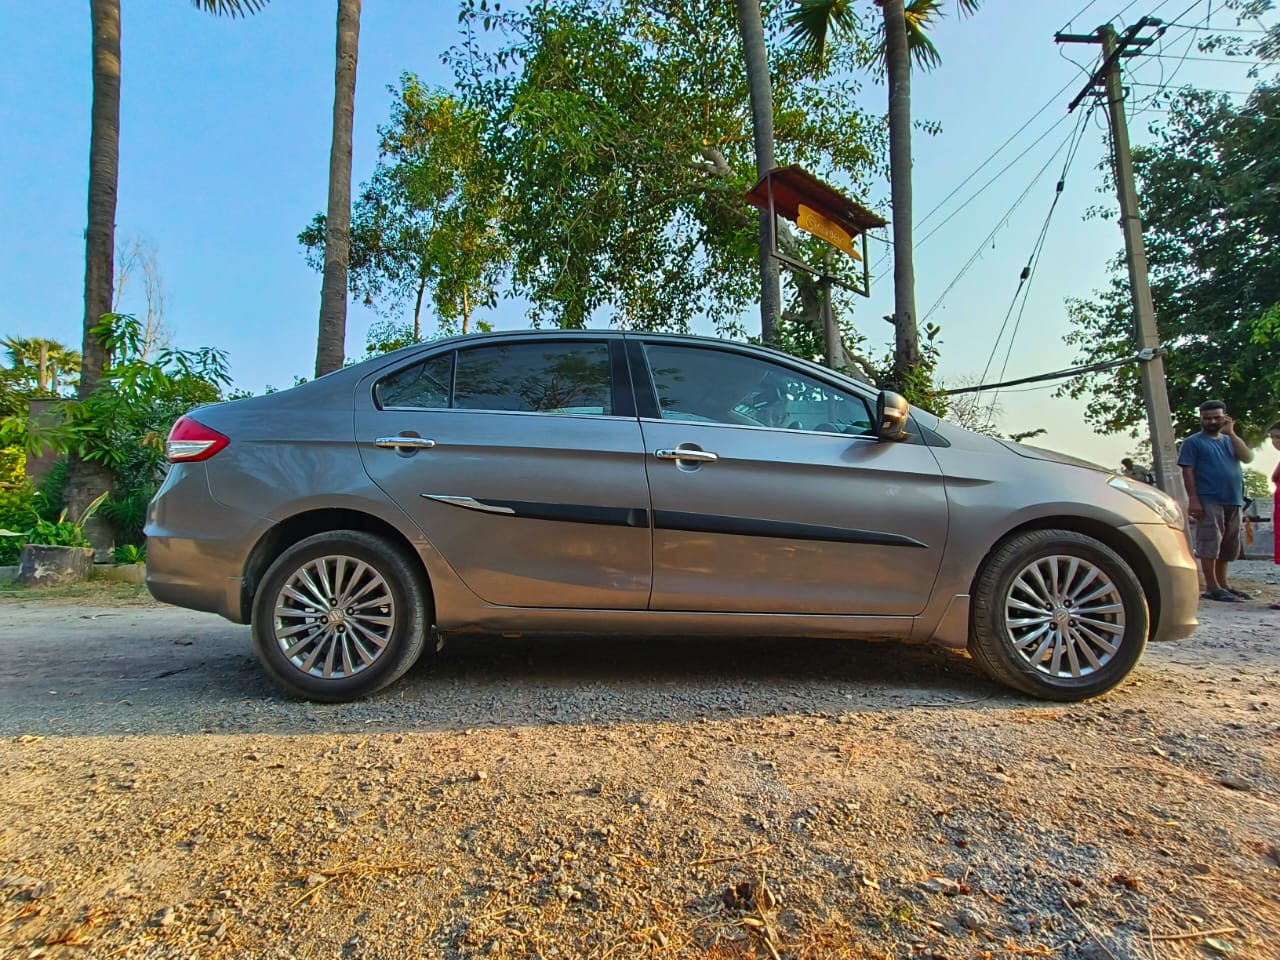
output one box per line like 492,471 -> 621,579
1,316 -> 231,546
300,75 -> 507,341
444,0 -> 882,337
1062,86 -> 1280,445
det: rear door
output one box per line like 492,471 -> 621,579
633,339 -> 948,616
356,337 -> 652,609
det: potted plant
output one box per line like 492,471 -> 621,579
0,491 -> 108,586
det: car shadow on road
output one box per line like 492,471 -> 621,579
0,623 -> 1026,738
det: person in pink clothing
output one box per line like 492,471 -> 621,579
1271,421 -> 1280,610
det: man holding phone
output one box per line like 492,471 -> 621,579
1178,400 -> 1254,602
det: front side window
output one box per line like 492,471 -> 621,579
643,343 -> 872,436
454,341 -> 613,414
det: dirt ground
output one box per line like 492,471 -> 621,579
0,566 -> 1277,960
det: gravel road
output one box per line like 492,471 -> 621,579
1,564 -> 1278,959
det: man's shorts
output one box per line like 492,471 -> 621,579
1192,503 -> 1242,561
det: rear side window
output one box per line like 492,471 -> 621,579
456,342 -> 612,414
375,353 -> 453,409
376,341 -> 614,415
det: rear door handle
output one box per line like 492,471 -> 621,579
374,436 -> 437,450
655,448 -> 718,463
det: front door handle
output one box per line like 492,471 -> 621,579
655,448 -> 718,463
374,436 -> 437,450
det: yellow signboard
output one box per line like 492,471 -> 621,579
797,203 -> 861,260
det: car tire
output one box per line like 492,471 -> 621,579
969,529 -> 1148,701
251,530 -> 430,702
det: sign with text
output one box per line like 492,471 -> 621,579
797,203 -> 860,260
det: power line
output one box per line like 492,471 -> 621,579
1059,0 -> 1108,34
921,113 -> 1089,325
1163,21 -> 1274,33
1149,52 -> 1270,63
983,110 -> 1093,424
940,350 -> 1157,396
872,112 -> 1075,285
1130,81 -> 1259,94
866,78 -> 1080,278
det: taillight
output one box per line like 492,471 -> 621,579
166,416 -> 229,463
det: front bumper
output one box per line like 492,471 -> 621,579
1128,521 -> 1199,642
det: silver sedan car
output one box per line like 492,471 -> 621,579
145,331 -> 1198,702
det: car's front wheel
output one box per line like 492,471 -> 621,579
251,531 -> 429,702
969,529 -> 1148,701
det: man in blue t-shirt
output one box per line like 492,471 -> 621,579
1178,400 -> 1255,602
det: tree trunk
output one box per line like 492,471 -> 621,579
462,287 -> 470,334
37,343 -> 49,392
735,0 -> 781,345
412,278 -> 425,342
67,0 -> 122,554
81,0 -> 120,397
315,0 -> 361,377
882,0 -> 920,386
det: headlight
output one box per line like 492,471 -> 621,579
1108,475 -> 1185,529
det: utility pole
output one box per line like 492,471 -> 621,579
1056,19 -> 1186,501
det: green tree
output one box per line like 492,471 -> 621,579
315,0 -> 362,377
300,76 -> 507,342
448,0 -> 881,340
72,0 -> 267,545
1244,468 -> 1272,500
785,0 -> 980,384
2,338 -> 81,395
6,316 -> 231,549
1062,86 -> 1280,445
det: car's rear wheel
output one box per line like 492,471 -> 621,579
969,529 -> 1148,701
251,531 -> 429,702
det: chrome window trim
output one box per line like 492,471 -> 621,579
379,406 -> 638,421
637,416 -> 880,442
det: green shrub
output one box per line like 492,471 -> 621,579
0,483 -> 35,565
0,447 -> 24,485
34,458 -> 68,522
102,486 -> 154,547
112,543 -> 146,565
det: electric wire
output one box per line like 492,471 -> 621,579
981,108 -> 1093,426
1163,22 -> 1272,32
940,352 -> 1146,395
1149,52 -> 1270,63
1060,0 -> 1107,34
920,118 -> 1084,326
871,111 -> 1075,285
865,78 -> 1080,278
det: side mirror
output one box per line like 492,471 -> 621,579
875,390 -> 909,441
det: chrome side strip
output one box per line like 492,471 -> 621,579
422,495 -> 515,515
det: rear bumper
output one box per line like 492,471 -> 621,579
143,463 -> 267,624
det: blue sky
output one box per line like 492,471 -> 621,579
0,0 -> 1275,478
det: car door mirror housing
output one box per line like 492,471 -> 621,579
875,390 -> 910,441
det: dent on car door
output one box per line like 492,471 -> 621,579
355,338 -> 653,609
633,340 -> 948,616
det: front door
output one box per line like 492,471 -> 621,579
634,340 -> 948,616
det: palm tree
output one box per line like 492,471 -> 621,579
2,337 -> 81,394
71,0 -> 268,537
786,0 -> 979,385
734,0 -> 782,345
314,0 -> 362,377
47,345 -> 82,394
